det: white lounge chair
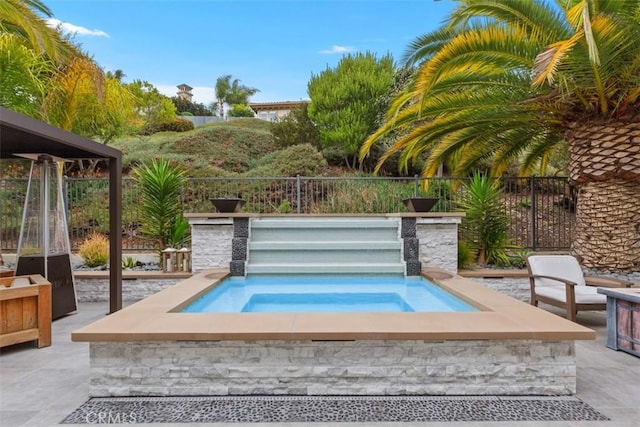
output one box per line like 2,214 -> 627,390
525,254 -> 633,322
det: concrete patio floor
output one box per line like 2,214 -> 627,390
1,301 -> 638,427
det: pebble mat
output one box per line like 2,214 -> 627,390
61,395 -> 609,424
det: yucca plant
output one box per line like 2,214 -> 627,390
458,173 -> 511,266
133,157 -> 188,253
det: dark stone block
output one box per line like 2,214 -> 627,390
234,218 -> 249,238
403,238 -> 419,261
230,260 -> 245,276
406,260 -> 422,276
401,217 -> 416,238
232,238 -> 247,260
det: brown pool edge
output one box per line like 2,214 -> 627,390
71,267 -> 595,342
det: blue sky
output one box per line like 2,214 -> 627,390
46,0 -> 456,106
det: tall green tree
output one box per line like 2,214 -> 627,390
41,53 -> 106,134
214,74 -> 259,117
171,96 -> 213,116
361,0 -> 640,271
126,80 -> 177,129
308,51 -> 395,169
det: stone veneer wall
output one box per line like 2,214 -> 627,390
189,215 -> 462,276
189,218 -> 234,273
415,217 -> 461,274
75,276 -> 187,302
88,339 -> 576,397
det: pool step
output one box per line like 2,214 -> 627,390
246,263 -> 406,275
250,217 -> 400,242
246,217 -> 405,275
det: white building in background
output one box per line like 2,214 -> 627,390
249,101 -> 309,122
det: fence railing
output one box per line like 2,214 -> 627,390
0,176 -> 576,252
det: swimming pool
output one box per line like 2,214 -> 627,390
182,275 -> 478,313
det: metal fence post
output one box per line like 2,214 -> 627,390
530,176 -> 537,251
296,175 -> 301,214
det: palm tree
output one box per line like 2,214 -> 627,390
0,0 -> 73,62
361,0 -> 640,271
214,74 -> 259,117
106,69 -> 126,82
0,33 -> 51,116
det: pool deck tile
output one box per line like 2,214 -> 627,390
2,302 -> 638,427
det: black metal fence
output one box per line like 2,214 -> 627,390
0,176 -> 575,252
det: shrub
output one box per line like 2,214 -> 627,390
423,178 -> 454,212
79,233 -> 109,267
270,103 -> 320,148
276,200 -> 293,213
507,249 -> 530,268
252,144 -> 327,177
458,172 -> 511,266
228,104 -> 255,118
122,256 -> 137,269
133,157 -> 189,253
140,118 -> 194,135
458,241 -> 475,269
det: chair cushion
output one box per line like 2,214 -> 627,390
536,285 -> 606,304
528,255 -> 586,287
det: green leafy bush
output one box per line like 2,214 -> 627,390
140,118 -> 194,135
79,233 -> 109,267
247,144 -> 327,177
457,241 -> 475,269
228,104 -> 255,118
270,103 -> 320,148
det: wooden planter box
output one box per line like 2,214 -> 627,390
0,275 -> 52,348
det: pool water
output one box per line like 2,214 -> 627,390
182,275 -> 478,313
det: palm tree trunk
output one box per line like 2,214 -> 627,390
573,179 -> 640,270
566,115 -> 640,271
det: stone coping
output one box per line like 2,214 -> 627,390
71,268 -> 594,343
459,269 -> 529,278
185,212 -> 465,219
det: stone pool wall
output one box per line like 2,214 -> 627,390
89,339 -> 576,397
74,272 -> 190,302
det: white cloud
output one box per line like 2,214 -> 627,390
45,18 -> 109,37
319,45 -> 355,54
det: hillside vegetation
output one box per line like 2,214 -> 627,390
112,119 -> 328,177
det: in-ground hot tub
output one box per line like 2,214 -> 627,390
72,268 -> 594,397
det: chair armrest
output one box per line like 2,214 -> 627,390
531,274 -> 578,287
585,276 -> 633,288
